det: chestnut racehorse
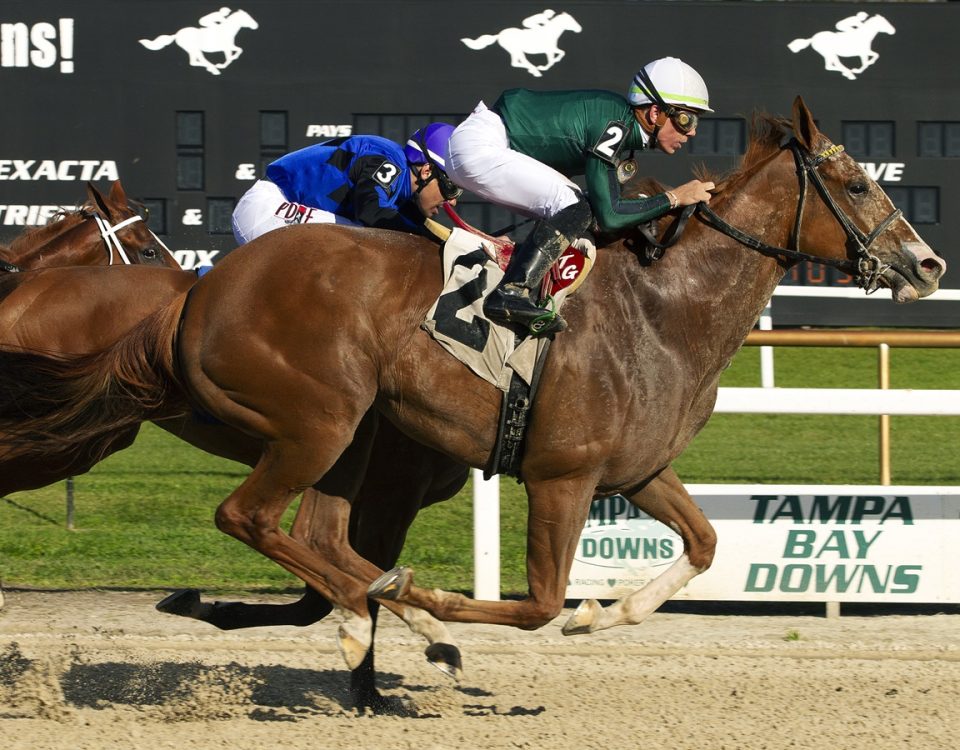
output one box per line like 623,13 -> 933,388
0,181 -> 180,272
0,180 -> 184,490
0,99 -> 945,696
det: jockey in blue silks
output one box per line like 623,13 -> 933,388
231,123 -> 461,245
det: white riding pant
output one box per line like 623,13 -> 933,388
231,179 -> 358,245
446,101 -> 583,222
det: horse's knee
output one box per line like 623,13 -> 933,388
214,502 -> 242,536
688,523 -> 718,572
214,502 -> 276,545
518,598 -> 564,630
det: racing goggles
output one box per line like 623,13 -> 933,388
435,169 -> 463,201
414,132 -> 463,201
665,106 -> 699,135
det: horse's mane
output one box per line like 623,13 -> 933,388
695,112 -> 792,194
6,205 -> 92,253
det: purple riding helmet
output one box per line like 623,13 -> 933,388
405,122 -> 462,201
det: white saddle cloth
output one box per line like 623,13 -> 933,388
422,228 -> 555,392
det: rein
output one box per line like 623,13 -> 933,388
693,138 -> 902,293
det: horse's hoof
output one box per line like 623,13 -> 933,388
561,598 -> 603,635
156,589 -> 202,618
367,567 -> 412,601
425,642 -> 463,681
337,624 -> 371,671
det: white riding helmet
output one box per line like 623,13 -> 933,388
627,57 -> 713,113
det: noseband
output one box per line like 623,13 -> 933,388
695,138 -> 902,293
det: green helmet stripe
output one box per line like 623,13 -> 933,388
658,91 -> 710,108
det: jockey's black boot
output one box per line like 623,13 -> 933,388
483,199 -> 593,336
483,221 -> 569,336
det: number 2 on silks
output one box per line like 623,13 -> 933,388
591,120 -> 628,163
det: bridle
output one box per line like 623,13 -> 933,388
695,138 -> 903,293
0,208 -> 175,273
94,214 -> 144,265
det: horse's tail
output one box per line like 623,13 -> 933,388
787,37 -> 811,53
0,298 -> 188,468
461,34 -> 499,50
139,34 -> 176,51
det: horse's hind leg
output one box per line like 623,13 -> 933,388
212,419 -> 385,668
562,465 -> 717,635
156,488 -> 335,631
156,580 -> 332,629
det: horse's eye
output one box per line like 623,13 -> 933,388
849,182 -> 869,196
143,248 -> 157,259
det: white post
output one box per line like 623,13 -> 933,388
879,343 -> 891,485
759,301 -> 775,388
472,468 -> 501,600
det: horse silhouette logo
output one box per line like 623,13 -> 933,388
788,12 -> 895,81
139,7 -> 258,76
461,9 -> 581,78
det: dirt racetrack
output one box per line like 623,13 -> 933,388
1,590 -> 958,750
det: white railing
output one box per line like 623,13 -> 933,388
758,286 -> 960,386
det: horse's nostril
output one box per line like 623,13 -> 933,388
921,258 -> 940,272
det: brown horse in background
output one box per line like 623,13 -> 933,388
0,99 -> 946,700
0,181 -> 180,272
0,180 -> 184,490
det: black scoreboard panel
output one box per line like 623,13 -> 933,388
0,1 -> 957,326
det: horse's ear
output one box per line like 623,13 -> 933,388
791,96 -> 820,151
86,182 -> 111,218
108,180 -> 128,208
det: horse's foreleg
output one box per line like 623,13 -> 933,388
370,475 -> 597,630
339,448 -> 448,714
562,466 -> 717,635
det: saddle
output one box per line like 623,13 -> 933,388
422,207 -> 596,478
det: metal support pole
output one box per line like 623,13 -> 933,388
66,476 -> 76,530
879,344 -> 891,486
